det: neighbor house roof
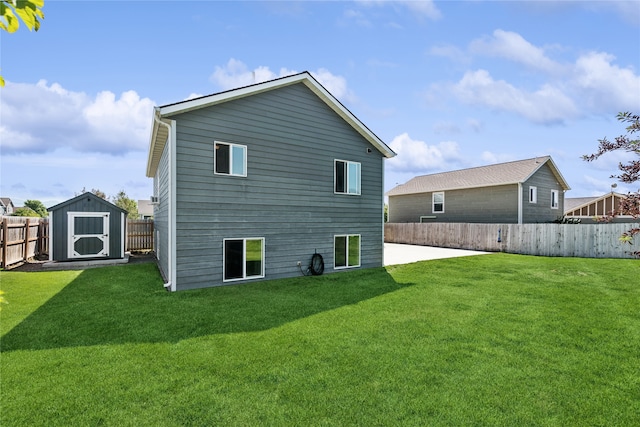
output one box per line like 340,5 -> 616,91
146,71 -> 395,177
387,156 -> 570,197
0,197 -> 14,207
564,192 -> 627,216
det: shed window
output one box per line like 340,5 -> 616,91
334,234 -> 360,269
223,238 -> 264,281
215,142 -> 247,177
551,190 -> 559,209
529,186 -> 537,203
432,192 -> 444,213
335,160 -> 361,195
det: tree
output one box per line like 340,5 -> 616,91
12,206 -> 39,217
112,190 -> 138,219
583,112 -> 640,255
0,0 -> 45,86
24,199 -> 47,217
77,187 -> 107,199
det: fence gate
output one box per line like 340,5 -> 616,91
67,212 -> 110,258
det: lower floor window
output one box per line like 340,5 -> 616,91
334,234 -> 360,269
223,238 -> 264,281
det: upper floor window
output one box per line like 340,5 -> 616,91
215,142 -> 247,177
335,160 -> 361,195
432,192 -> 444,213
551,190 -> 559,209
529,186 -> 537,203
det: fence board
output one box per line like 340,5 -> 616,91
126,219 -> 154,251
385,222 -> 640,259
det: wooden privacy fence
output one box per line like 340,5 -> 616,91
1,217 -> 154,268
1,216 -> 49,268
385,222 -> 640,259
126,219 -> 154,252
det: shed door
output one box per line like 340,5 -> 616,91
67,212 -> 110,258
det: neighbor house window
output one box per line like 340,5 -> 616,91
334,234 -> 360,269
432,192 -> 444,213
529,186 -> 537,203
551,190 -> 559,209
335,160 -> 361,195
215,142 -> 247,177
223,238 -> 264,281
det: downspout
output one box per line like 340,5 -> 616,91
517,183 -> 523,224
153,110 -> 175,292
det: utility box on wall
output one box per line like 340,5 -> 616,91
47,192 -> 127,262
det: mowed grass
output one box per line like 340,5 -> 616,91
1,254 -> 639,426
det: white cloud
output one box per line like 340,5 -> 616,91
357,0 -> 442,20
210,59 -> 356,102
469,29 -> 564,74
1,80 -> 155,155
386,132 -> 461,173
452,69 -> 578,124
480,151 -> 516,165
572,51 -> 640,112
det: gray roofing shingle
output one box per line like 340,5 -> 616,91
387,156 -> 569,196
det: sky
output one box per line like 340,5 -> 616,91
1,0 -> 639,209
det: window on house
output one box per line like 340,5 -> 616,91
215,142 -> 247,176
334,234 -> 360,269
223,238 -> 264,281
529,186 -> 537,203
335,160 -> 361,195
551,190 -> 559,209
432,192 -> 444,213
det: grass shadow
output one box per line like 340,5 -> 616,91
1,263 -> 413,352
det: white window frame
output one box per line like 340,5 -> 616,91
334,234 -> 361,269
334,159 -> 361,195
214,141 -> 247,177
529,186 -> 537,204
222,237 -> 265,282
432,192 -> 445,213
551,190 -> 559,209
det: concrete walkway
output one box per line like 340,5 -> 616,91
384,243 -> 491,266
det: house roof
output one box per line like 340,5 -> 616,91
0,197 -> 14,207
48,192 -> 128,214
387,156 -> 571,197
564,192 -> 627,214
146,71 -> 396,177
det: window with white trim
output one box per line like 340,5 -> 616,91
529,186 -> 537,203
223,238 -> 264,281
432,192 -> 444,213
334,234 -> 360,269
551,190 -> 559,209
335,160 -> 361,195
215,142 -> 247,177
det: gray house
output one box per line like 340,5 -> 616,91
387,156 -> 570,224
48,192 -> 127,262
0,198 -> 15,215
146,72 -> 395,291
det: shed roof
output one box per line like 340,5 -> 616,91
48,192 -> 128,213
146,71 -> 395,177
387,156 -> 570,197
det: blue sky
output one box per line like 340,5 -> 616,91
1,0 -> 639,209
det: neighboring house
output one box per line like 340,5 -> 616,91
146,72 -> 395,291
137,199 -> 154,219
0,198 -> 15,215
565,192 -> 637,223
387,156 -> 570,224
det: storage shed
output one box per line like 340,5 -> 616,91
48,192 -> 127,262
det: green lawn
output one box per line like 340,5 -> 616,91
1,254 -> 639,426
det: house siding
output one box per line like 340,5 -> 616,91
168,83 -> 384,290
154,143 -> 170,282
389,184 -> 519,223
521,163 -> 564,223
